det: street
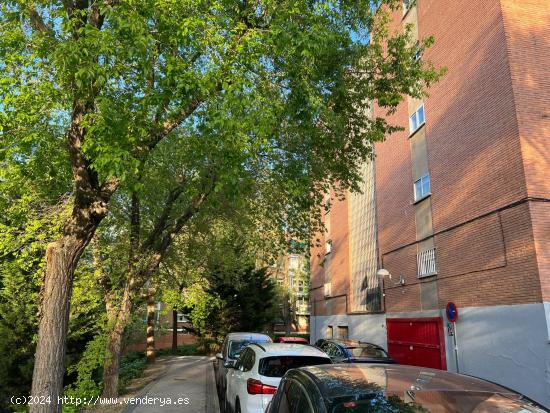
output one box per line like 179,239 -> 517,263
122,356 -> 220,413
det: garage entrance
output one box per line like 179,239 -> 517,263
386,317 -> 447,370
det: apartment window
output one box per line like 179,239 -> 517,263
337,326 -> 349,340
414,41 -> 422,61
417,248 -> 437,277
326,325 -> 334,339
177,313 -> 188,323
414,174 -> 431,201
288,256 -> 299,270
324,282 -> 332,297
409,104 -> 425,134
325,239 -> 332,255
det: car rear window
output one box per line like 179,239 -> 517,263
348,345 -> 388,359
259,356 -> 331,378
228,339 -> 268,359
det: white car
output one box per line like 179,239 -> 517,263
225,343 -> 331,413
215,332 -> 273,408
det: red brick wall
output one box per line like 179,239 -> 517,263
309,189 -> 350,316
437,202 -> 541,307
529,201 -> 550,302
375,0 -> 544,311
126,332 -> 197,353
329,192 -> 351,300
499,0 -> 550,302
419,0 -> 527,232
500,0 -> 550,201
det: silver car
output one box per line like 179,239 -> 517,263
214,332 -> 272,410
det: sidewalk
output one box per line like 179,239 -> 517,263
123,356 -> 220,413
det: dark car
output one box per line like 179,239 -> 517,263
274,336 -> 309,344
266,364 -> 548,413
316,339 -> 394,364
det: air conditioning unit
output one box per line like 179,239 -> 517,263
324,282 -> 332,297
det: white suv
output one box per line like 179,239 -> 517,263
225,343 -> 331,413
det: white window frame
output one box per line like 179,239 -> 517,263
414,174 -> 431,202
403,0 -> 414,15
409,104 -> 425,134
325,239 -> 332,255
324,282 -> 332,297
414,41 -> 422,61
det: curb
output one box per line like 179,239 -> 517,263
206,359 -> 221,413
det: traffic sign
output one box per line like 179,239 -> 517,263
446,302 -> 459,322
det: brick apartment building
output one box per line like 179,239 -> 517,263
310,0 -> 549,407
267,253 -> 310,334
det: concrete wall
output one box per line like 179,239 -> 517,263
310,314 -> 387,350
448,302 -> 550,408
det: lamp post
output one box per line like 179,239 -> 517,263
376,269 -> 390,312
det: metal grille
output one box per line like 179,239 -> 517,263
417,248 -> 437,277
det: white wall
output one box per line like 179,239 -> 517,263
310,313 -> 387,349
311,303 -> 550,408
448,302 -> 550,408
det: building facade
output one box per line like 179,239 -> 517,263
268,252 -> 310,334
310,0 -> 550,407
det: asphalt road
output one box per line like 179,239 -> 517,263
123,356 -> 220,413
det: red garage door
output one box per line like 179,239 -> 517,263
386,317 -> 447,370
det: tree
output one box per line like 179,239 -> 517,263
1,1 -> 442,409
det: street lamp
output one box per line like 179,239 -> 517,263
377,268 -> 405,286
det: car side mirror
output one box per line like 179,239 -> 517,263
224,360 -> 235,369
216,353 -> 223,360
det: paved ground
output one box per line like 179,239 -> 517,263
123,356 -> 220,413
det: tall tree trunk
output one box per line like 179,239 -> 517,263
30,237 -> 87,413
146,290 -> 156,363
172,309 -> 178,354
102,283 -> 133,398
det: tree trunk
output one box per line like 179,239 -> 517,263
146,291 -> 156,363
172,309 -> 178,354
30,238 -> 86,413
102,284 -> 133,398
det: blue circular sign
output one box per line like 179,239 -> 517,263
446,302 -> 458,322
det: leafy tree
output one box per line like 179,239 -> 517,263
1,0 -> 442,409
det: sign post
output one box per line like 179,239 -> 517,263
446,302 -> 459,373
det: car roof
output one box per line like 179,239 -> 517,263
294,364 -> 529,399
325,339 -> 381,348
249,343 -> 330,358
226,332 -> 272,341
277,336 -> 308,341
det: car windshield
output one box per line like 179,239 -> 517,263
347,344 -> 388,359
329,391 -> 544,413
259,356 -> 331,378
228,339 -> 267,359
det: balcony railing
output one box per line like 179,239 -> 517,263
417,248 -> 437,277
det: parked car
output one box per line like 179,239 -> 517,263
266,364 -> 548,413
274,336 -> 309,344
215,333 -> 272,408
316,339 -> 394,364
225,343 -> 331,413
